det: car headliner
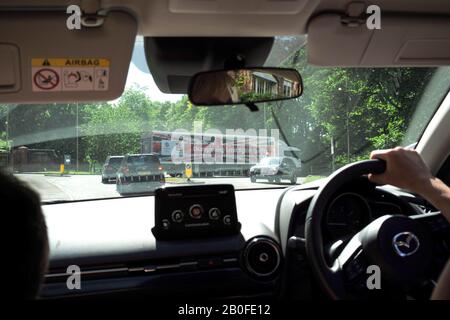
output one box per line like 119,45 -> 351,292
1,0 -> 450,37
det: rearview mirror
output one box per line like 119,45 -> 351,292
188,68 -> 302,107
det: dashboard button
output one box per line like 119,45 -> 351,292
189,204 -> 203,219
209,207 -> 221,220
162,219 -> 170,230
223,215 -> 232,225
171,210 -> 184,223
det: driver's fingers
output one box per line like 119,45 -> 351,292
370,149 -> 391,160
368,173 -> 385,185
369,149 -> 395,185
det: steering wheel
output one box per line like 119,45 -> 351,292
305,159 -> 435,299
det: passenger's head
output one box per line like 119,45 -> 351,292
0,171 -> 49,299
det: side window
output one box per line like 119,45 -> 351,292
285,158 -> 295,168
148,155 -> 160,164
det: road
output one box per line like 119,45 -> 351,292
16,174 -> 305,202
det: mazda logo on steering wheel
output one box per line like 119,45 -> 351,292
392,231 -> 420,257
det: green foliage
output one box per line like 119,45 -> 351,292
302,175 -> 326,184
276,47 -> 436,173
0,126 -> 9,150
240,91 -> 277,103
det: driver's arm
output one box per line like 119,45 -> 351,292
368,147 -> 450,300
368,147 -> 450,222
432,259 -> 450,300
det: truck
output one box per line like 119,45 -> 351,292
141,130 -> 300,177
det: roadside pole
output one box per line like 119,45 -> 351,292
331,136 -> 335,173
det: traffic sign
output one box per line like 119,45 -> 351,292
64,154 -> 71,164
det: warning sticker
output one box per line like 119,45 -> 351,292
31,58 -> 109,92
62,68 -> 94,91
33,68 -> 61,91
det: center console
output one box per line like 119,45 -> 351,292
152,184 -> 241,240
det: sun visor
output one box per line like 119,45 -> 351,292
0,10 -> 137,103
307,13 -> 450,67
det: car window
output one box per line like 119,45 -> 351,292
127,155 -> 159,165
260,158 -> 281,166
284,158 -> 294,167
109,158 -> 123,165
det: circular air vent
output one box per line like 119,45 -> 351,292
243,237 -> 281,278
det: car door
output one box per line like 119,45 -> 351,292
283,158 -> 295,176
279,158 -> 290,175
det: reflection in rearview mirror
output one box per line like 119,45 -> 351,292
188,68 -> 302,106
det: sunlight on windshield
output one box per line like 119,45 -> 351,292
0,36 -> 449,202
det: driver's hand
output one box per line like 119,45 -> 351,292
369,147 -> 450,300
368,147 -> 433,194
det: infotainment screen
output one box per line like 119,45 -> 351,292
152,184 -> 241,240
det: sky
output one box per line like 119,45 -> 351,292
122,37 -> 183,103
123,62 -> 183,103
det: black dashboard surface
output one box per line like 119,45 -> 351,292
43,188 -> 285,269
40,188 -> 286,299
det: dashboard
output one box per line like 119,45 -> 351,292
39,178 -> 449,300
41,188 -> 285,299
280,179 -> 420,246
324,184 -> 405,242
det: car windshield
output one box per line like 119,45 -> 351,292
127,155 -> 158,165
2,36 -> 450,202
260,158 -> 282,166
108,158 -> 123,165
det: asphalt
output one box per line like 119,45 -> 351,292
16,174 -> 305,202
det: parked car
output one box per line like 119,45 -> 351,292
250,156 -> 299,184
101,156 -> 124,184
116,154 -> 165,195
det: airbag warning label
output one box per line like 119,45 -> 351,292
32,58 -> 110,92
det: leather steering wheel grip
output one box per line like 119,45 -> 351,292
304,159 -> 386,299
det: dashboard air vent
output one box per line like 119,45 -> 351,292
242,237 -> 281,278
